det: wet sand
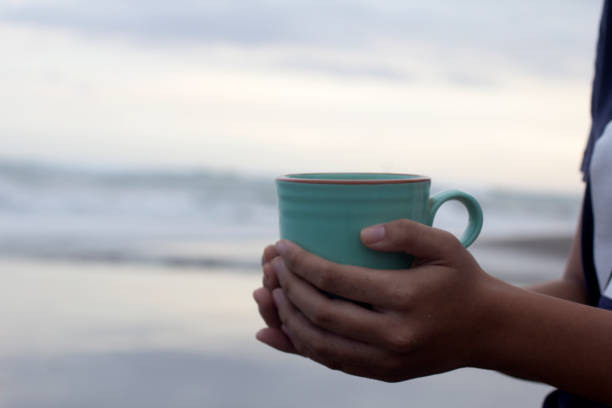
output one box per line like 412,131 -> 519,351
0,251 -> 558,408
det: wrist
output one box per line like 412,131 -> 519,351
461,277 -> 612,403
467,278 -> 566,380
465,274 -> 522,371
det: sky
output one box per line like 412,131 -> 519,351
0,0 -> 604,192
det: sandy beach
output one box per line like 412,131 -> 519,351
0,232 -> 572,407
0,0 -> 599,403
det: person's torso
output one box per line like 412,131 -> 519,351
543,0 -> 612,406
591,123 -> 612,306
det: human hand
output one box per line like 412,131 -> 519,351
253,244 -> 297,353
254,219 -> 503,381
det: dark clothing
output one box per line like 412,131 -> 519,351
542,183 -> 610,408
581,0 -> 612,181
543,2 -> 612,407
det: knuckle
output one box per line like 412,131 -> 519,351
262,263 -> 273,288
263,246 -> 278,266
395,218 -> 414,230
389,219 -> 413,240
385,327 -> 415,352
310,339 -> 335,361
286,248 -> 338,292
280,276 -> 293,298
387,285 -> 414,308
276,305 -> 289,325
286,247 -> 306,271
314,262 -> 335,290
310,302 -> 334,327
414,222 -> 430,240
439,230 -> 463,255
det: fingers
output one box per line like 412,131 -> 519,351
272,288 -> 397,379
262,260 -> 280,290
255,327 -> 297,354
262,245 -> 281,290
274,240 -> 402,308
272,257 -> 395,346
253,287 -> 282,328
253,287 -> 298,353
254,277 -> 297,354
361,219 -> 462,261
262,245 -> 279,265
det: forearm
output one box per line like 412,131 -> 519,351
527,279 -> 588,304
476,278 -> 612,404
526,217 -> 587,304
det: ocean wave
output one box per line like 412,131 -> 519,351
0,236 -> 262,271
0,159 -> 276,217
0,158 -> 581,266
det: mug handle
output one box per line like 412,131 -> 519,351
428,190 -> 483,248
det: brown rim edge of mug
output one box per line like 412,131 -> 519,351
276,173 -> 431,184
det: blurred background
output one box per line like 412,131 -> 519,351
0,0 -> 603,406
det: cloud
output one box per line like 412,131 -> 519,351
0,0 -> 603,78
0,1 -> 370,45
0,12 -> 592,192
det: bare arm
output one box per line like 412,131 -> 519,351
256,216 -> 612,405
527,215 -> 589,304
470,278 -> 612,403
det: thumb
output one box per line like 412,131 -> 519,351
360,219 -> 461,260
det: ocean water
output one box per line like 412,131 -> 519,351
0,160 -> 567,407
0,159 -> 581,271
0,1 -> 600,405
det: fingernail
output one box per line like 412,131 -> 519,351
271,257 -> 286,275
255,328 -> 266,342
361,224 -> 386,244
272,288 -> 283,306
262,263 -> 271,286
275,240 -> 288,256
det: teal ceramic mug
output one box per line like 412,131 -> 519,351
276,173 -> 483,269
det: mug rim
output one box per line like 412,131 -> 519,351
276,172 -> 431,184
